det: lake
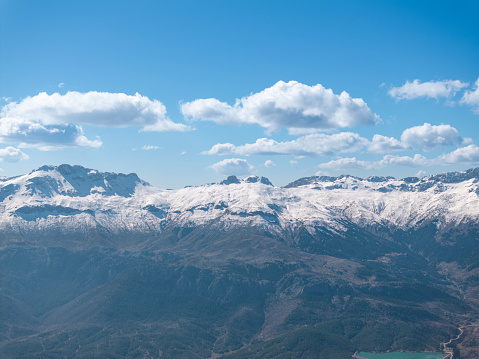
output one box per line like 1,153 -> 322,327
354,352 -> 447,359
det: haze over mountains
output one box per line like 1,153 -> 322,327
1,165 -> 478,358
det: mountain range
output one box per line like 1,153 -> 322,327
1,164 -> 478,358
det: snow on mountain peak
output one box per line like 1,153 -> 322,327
218,175 -> 273,186
424,167 -> 479,183
284,168 -> 479,192
0,165 -> 478,241
18,164 -> 149,198
243,175 -> 273,186
220,175 -> 241,185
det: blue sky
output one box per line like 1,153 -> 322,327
1,0 -> 479,188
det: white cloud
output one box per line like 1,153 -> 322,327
438,144 -> 479,164
416,170 -> 427,177
182,81 -> 381,132
58,83 -> 64,88
2,91 -> 191,132
389,79 -> 468,100
318,154 -> 429,170
180,151 -> 187,155
0,147 -> 29,162
369,134 -> 411,153
0,117 -> 102,150
379,154 -> 429,167
0,91 -> 191,149
264,160 -> 276,167
203,132 -> 368,156
290,160 -> 297,165
204,123 -> 467,159
318,157 -> 379,170
204,143 -> 236,155
209,158 -> 255,176
142,145 -> 160,150
461,78 -> 479,113
318,145 -> 479,171
400,123 -> 463,151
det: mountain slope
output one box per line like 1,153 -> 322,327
0,165 -> 478,358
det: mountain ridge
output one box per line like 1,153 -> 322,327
11,163 -> 479,187
0,164 -> 478,246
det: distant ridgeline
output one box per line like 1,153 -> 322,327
0,165 -> 478,358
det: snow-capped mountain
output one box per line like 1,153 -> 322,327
1,164 -> 479,246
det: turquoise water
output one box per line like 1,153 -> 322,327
355,352 -> 446,359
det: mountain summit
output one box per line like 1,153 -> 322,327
0,164 -> 146,202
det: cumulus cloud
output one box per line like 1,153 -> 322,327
204,143 -> 236,155
318,154 -> 429,170
438,144 -> 479,164
2,91 -> 191,132
203,132 -> 369,157
368,123 -> 466,154
416,170 -> 427,177
318,145 -> 479,171
264,160 -> 276,167
0,91 -> 191,149
400,123 -> 463,151
461,78 -> 479,113
379,154 -> 429,167
58,83 -> 64,88
318,157 -> 378,170
389,79 -> 469,100
209,158 -> 255,176
182,81 -> 381,132
142,145 -> 160,150
0,147 -> 29,162
0,117 -> 102,150
369,134 -> 411,153
204,123 -> 467,159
